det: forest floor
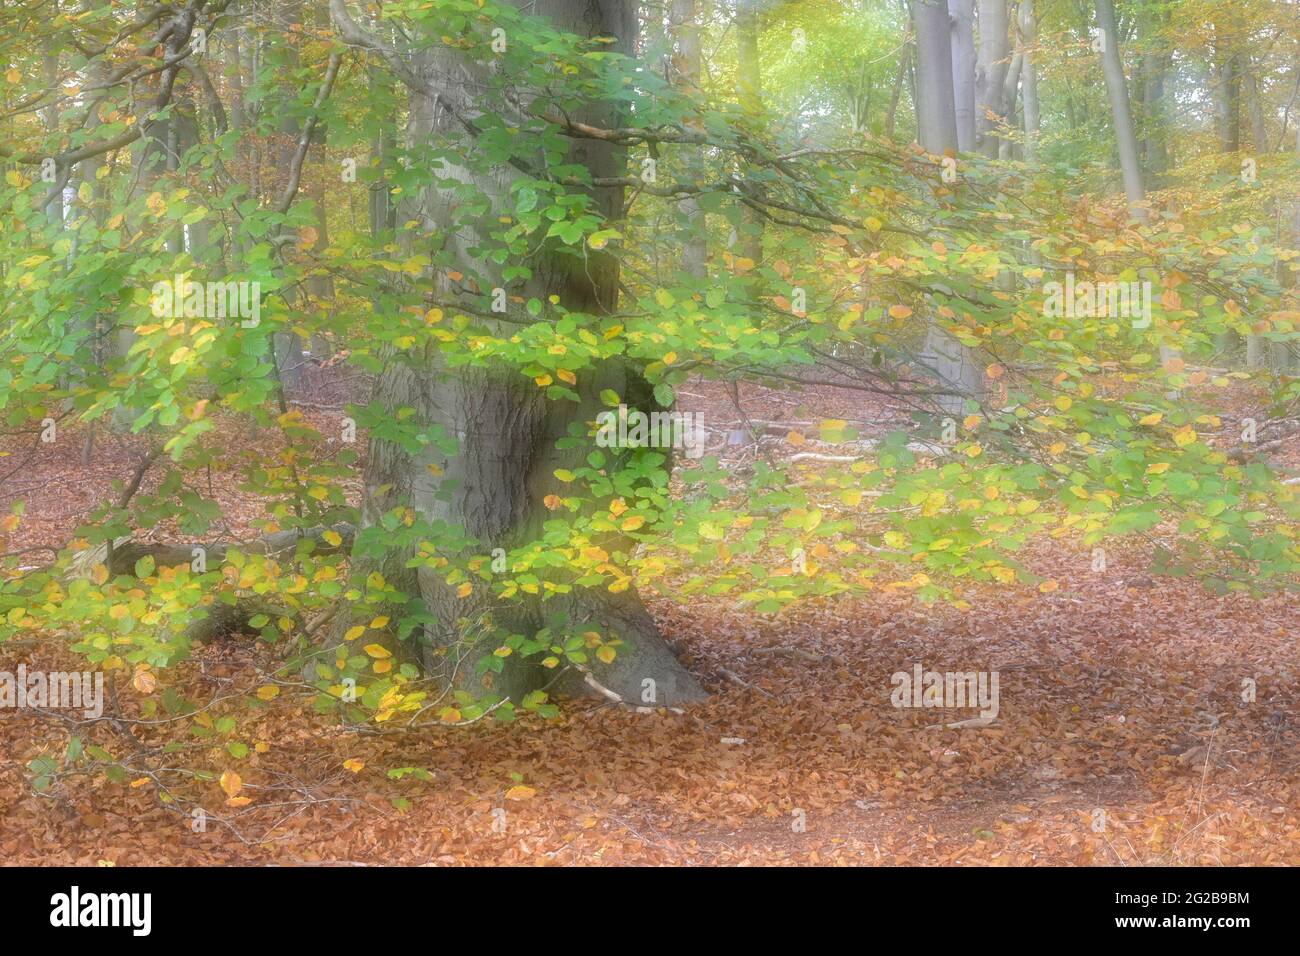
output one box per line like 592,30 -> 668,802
1,375 -> 1297,865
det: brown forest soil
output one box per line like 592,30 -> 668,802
0,378 -> 1296,865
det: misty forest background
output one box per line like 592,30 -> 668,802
0,0 -> 1297,864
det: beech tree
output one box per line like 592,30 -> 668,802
0,0 -> 1296,745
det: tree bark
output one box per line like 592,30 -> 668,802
735,0 -> 764,265
671,0 -> 707,280
1213,17 -> 1241,153
884,42 -> 910,142
1095,0 -> 1146,221
328,0 -> 705,706
974,0 -> 1010,158
910,0 -> 959,152
1138,8 -> 1170,184
911,0 -> 981,413
1019,0 -> 1040,163
948,0 -> 976,151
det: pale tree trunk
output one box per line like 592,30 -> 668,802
1095,0 -> 1146,221
1268,106 -> 1300,371
949,0 -> 976,152
1213,17 -> 1241,153
735,0 -> 763,264
671,0 -> 707,280
1138,8 -> 1170,184
1245,60 -> 1268,153
884,43 -> 909,142
1243,60 -> 1269,364
328,0 -> 704,706
274,0 -> 308,392
974,0 -> 1010,158
641,0 -> 669,76
911,0 -> 982,414
998,51 -> 1022,160
911,0 -> 959,151
1019,0 -> 1040,163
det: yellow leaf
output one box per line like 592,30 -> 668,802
620,515 -> 646,531
343,759 -> 365,773
456,582 -> 473,598
4,68 -> 20,85
662,351 -> 677,365
1138,412 -> 1163,426
505,785 -> 537,801
1054,395 -> 1073,411
132,670 -> 156,694
370,616 -> 390,628
596,645 -> 617,664
888,304 -> 913,319
219,770 -> 242,798
364,643 -> 391,659
255,685 -> 280,701
1172,426 -> 1197,448
322,530 -> 343,547
1038,580 -> 1059,593
344,625 -> 366,641
91,563 -> 109,586
1146,462 -> 1170,474
557,368 -> 576,385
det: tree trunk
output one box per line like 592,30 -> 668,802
1138,8 -> 1170,185
910,0 -> 959,152
1019,0 -> 1040,163
911,0 -> 981,413
974,0 -> 1010,158
998,51 -> 1022,160
329,0 -> 705,707
1245,60 -> 1268,152
884,43 -> 909,142
948,0 -> 976,152
1095,0 -> 1146,221
1213,17 -> 1241,153
735,0 -> 764,265
671,0 -> 707,280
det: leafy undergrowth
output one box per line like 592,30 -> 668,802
0,382 -> 1296,866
